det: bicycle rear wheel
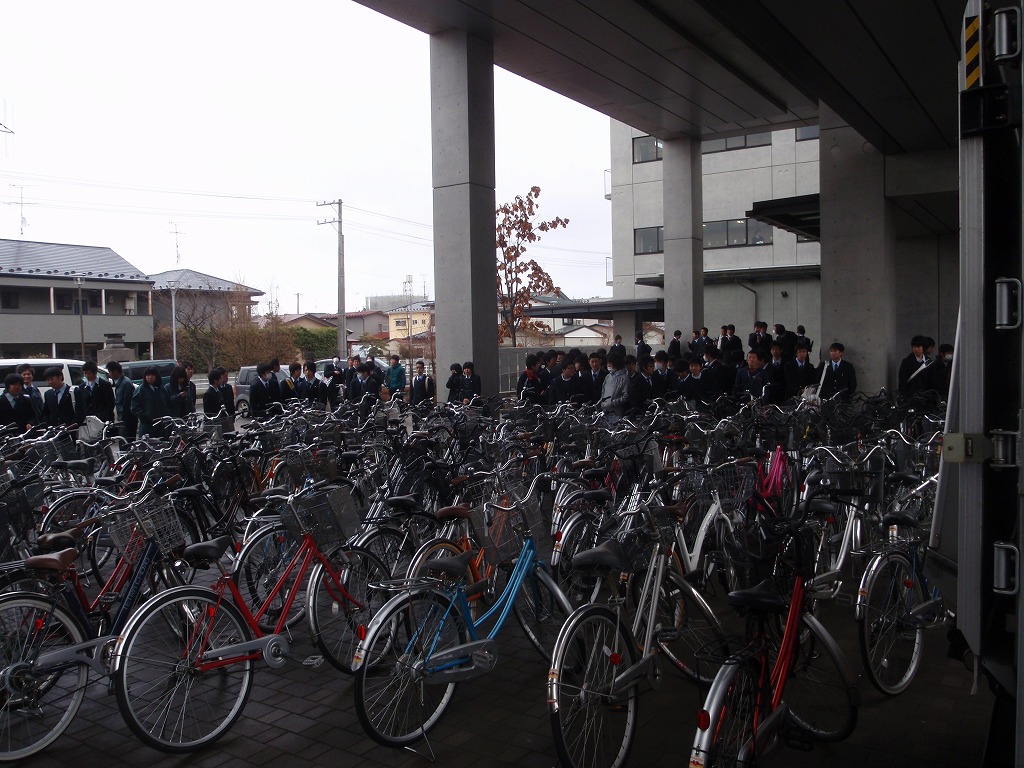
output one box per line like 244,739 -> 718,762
695,659 -> 767,768
0,594 -> 88,761
307,545 -> 390,673
857,550 -> 925,695
114,586 -> 255,752
353,590 -> 468,747
654,571 -> 729,683
549,605 -> 639,768
232,522 -> 304,632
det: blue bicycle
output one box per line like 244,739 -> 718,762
351,473 -> 572,752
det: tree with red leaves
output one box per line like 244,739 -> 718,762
496,186 -> 569,347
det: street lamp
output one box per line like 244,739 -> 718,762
75,277 -> 86,359
168,279 -> 179,362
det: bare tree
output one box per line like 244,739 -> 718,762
496,186 -> 568,347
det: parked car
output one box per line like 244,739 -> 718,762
120,360 -> 178,387
233,366 -> 288,419
0,358 -> 108,395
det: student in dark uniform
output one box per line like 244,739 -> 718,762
784,343 -> 818,399
132,367 -> 171,438
584,353 -> 607,404
204,368 -> 229,416
267,359 -> 283,403
409,360 -> 436,406
0,374 -> 35,431
458,362 -> 482,404
627,355 -> 655,412
164,366 -> 194,418
106,361 -> 137,438
281,362 -> 305,401
818,343 -> 857,402
43,367 -> 78,428
16,364 -> 45,424
445,363 -> 463,404
218,369 -> 236,418
302,362 -> 320,407
548,364 -> 584,405
78,360 -> 115,422
249,363 -> 275,417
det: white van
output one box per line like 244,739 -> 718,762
0,359 -> 108,395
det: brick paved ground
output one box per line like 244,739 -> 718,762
20,578 -> 992,768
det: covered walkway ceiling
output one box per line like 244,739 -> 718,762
357,0 -> 964,154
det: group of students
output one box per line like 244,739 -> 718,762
242,355 -> 441,418
0,361 -> 117,433
0,360 -> 199,440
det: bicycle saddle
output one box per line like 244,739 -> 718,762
570,538 -> 634,573
727,579 -> 788,614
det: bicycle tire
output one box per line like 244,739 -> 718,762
783,612 -> 859,741
232,521 -> 306,632
513,561 -> 573,661
857,549 -> 925,695
0,593 -> 89,761
39,491 -> 108,581
353,589 -> 468,747
548,604 -> 639,768
654,571 -> 730,683
114,586 -> 255,752
307,545 -> 390,673
552,512 -> 603,608
356,525 -> 415,578
692,657 -> 767,768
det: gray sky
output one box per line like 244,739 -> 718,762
0,0 -> 613,315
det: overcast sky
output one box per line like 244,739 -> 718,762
0,0 -> 613,314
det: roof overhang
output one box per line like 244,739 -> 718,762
746,194 -> 820,240
636,264 -> 821,289
523,297 -> 664,322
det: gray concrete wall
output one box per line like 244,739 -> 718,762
663,136 -> 704,336
893,233 -> 960,370
0,312 -> 153,346
430,29 -> 499,396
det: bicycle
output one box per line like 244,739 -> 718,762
689,488 -> 859,767
546,499 -> 730,768
350,473 -> 572,754
109,481 -> 389,752
855,507 -> 953,695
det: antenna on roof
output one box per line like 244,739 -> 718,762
168,222 -> 185,264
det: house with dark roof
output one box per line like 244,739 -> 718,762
0,239 -> 155,359
148,268 -> 263,331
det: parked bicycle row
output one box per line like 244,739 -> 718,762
0,386 -> 947,765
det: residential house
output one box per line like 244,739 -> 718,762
0,239 -> 155,359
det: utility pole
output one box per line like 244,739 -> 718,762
317,200 -> 345,357
8,185 -> 34,236
295,293 -> 301,314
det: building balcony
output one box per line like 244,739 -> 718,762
0,312 -> 154,345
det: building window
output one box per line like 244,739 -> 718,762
632,136 -> 663,163
703,218 -> 774,249
0,291 -> 18,309
394,319 -> 407,328
796,125 -> 820,141
89,291 -> 102,309
634,226 -> 664,254
702,132 -> 773,154
57,293 -> 73,310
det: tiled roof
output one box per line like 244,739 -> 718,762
149,268 -> 262,295
386,301 -> 434,314
0,239 -> 151,284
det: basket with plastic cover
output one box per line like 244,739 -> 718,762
283,486 -> 359,552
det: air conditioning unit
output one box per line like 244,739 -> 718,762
124,294 -> 137,313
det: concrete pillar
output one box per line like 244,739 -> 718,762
819,103 -> 896,393
101,288 -> 106,315
662,136 -> 704,341
430,29 -> 498,395
612,312 -> 636,351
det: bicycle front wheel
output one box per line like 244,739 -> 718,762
857,550 -> 925,695
0,594 -> 88,761
353,590 -> 468,747
513,562 -> 573,661
784,612 -> 859,741
655,571 -> 729,683
549,605 -> 639,768
232,522 -> 304,632
307,545 -> 390,673
114,586 -> 255,752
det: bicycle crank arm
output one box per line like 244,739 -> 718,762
201,634 -> 290,669
611,654 -> 655,693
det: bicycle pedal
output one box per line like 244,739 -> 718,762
301,655 -> 324,668
834,592 -> 854,607
783,727 -> 815,751
656,627 -> 680,643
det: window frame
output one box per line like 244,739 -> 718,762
634,226 -> 664,255
703,218 -> 774,249
632,136 -> 663,164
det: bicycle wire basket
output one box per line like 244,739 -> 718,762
615,510 -> 677,573
106,498 -> 187,566
472,496 -> 545,566
707,463 -> 757,513
202,414 -> 235,439
0,474 -> 36,534
283,487 -> 356,552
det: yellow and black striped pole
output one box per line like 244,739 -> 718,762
964,14 -> 981,90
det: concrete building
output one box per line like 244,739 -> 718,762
611,122 -> 823,354
0,239 -> 154,359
